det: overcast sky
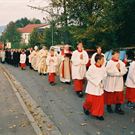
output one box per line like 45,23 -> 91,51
0,0 -> 50,26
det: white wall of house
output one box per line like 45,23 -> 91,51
20,25 -> 50,45
21,33 -> 30,44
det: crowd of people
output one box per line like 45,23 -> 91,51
0,42 -> 135,121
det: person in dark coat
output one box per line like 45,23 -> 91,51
26,49 -> 30,66
13,49 -> 19,67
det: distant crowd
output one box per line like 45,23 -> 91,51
0,42 -> 135,121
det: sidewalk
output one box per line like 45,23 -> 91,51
0,68 -> 36,135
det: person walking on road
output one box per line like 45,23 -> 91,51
46,48 -> 58,86
83,54 -> 106,121
59,44 -> 72,84
125,56 -> 135,108
20,50 -> 26,70
91,45 -> 106,67
71,42 -> 89,97
104,50 -> 127,115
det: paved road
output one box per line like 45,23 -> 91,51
0,66 -> 36,135
2,63 -> 135,135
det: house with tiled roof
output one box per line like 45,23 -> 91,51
18,24 -> 49,44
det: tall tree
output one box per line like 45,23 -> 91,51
15,17 -> 41,28
29,29 -> 45,48
1,22 -> 21,48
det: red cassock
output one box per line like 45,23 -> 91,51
126,87 -> 135,102
20,63 -> 26,69
83,94 -> 104,116
73,79 -> 83,92
104,58 -> 127,105
104,91 -> 124,105
125,61 -> 135,102
48,73 -> 55,83
83,64 -> 107,117
71,50 -> 89,92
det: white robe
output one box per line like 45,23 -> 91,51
85,65 -> 107,96
30,50 -> 39,70
37,49 -> 48,74
20,53 -> 26,64
104,59 -> 127,92
0,50 -> 5,62
46,54 -> 58,73
59,50 -> 72,82
125,61 -> 135,88
71,50 -> 89,80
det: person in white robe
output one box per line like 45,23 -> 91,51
46,48 -> 58,86
37,46 -> 48,75
59,44 -> 72,84
20,50 -> 26,70
31,46 -> 39,71
83,54 -> 107,121
71,42 -> 89,97
0,49 -> 5,63
104,50 -> 127,114
91,46 -> 106,66
125,56 -> 135,108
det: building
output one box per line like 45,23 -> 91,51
18,24 -> 49,44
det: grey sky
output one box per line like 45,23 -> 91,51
0,0 -> 50,26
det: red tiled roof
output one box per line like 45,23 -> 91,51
18,24 -> 48,33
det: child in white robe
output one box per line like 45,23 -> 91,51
83,54 -> 106,121
46,48 -> 58,86
104,50 -> 127,114
125,56 -> 135,108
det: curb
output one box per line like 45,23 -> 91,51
0,65 -> 62,135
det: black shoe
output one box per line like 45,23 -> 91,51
39,73 -> 42,75
96,116 -> 104,121
50,82 -> 56,86
83,107 -> 89,115
115,108 -> 125,115
60,81 -> 65,84
115,104 -> 125,115
127,102 -> 135,109
77,91 -> 83,98
107,105 -> 113,113
65,82 -> 71,85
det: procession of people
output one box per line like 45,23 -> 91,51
0,42 -> 135,121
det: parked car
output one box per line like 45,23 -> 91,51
50,45 -> 74,54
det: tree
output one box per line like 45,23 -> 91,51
112,0 -> 135,46
15,17 -> 41,28
1,22 -> 21,48
29,28 -> 45,48
28,0 -> 135,49
15,17 -> 31,28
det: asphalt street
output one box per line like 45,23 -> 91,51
0,66 -> 36,135
2,63 -> 135,135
